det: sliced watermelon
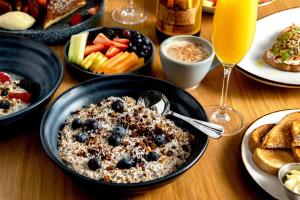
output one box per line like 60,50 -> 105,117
84,44 -> 105,56
105,46 -> 121,58
113,38 -> 130,44
93,33 -> 114,46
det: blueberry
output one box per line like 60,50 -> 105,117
147,152 -> 160,161
0,89 -> 8,96
142,38 -> 150,45
117,158 -> 134,169
111,100 -> 124,112
111,126 -> 126,137
138,51 -> 146,58
128,45 -> 137,53
134,38 -> 143,46
142,45 -> 151,51
104,30 -> 115,40
122,29 -> 131,38
0,100 -> 10,109
154,135 -> 166,146
71,118 -> 83,129
76,132 -> 88,143
85,119 -> 99,130
88,158 -> 101,171
108,134 -> 121,146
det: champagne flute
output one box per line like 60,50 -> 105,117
205,0 -> 258,135
111,0 -> 147,25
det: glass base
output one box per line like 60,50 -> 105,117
111,8 -> 147,25
204,105 -> 244,136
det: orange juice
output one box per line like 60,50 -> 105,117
212,0 -> 257,65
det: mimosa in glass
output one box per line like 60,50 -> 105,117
205,0 -> 258,135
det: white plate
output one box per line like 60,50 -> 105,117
237,7 -> 300,88
241,109 -> 300,200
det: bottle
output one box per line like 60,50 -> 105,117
156,0 -> 203,38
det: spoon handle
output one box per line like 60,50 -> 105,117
169,111 -> 223,139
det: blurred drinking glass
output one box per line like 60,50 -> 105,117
112,0 -> 147,25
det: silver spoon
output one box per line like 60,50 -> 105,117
137,90 -> 223,139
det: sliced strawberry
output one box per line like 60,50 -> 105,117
9,92 -> 32,103
88,6 -> 99,16
113,38 -> 130,44
105,46 -> 121,58
84,44 -> 105,56
37,0 -> 48,8
93,33 -> 114,46
69,14 -> 82,26
0,72 -> 11,83
111,41 -> 128,51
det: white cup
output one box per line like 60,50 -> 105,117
159,35 -> 217,89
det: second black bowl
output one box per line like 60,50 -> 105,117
40,75 -> 208,192
64,27 -> 155,81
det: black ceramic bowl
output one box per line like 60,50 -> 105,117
0,35 -> 63,128
40,75 -> 208,192
64,27 -> 154,81
0,0 -> 104,44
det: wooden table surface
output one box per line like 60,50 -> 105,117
1,0 -> 300,199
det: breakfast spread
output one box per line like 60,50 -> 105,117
68,29 -> 152,74
263,24 -> 300,72
164,40 -> 209,63
284,169 -> 300,194
0,72 -> 35,116
58,96 -> 194,183
249,112 -> 300,175
0,0 -> 99,30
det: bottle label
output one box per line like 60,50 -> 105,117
158,4 -> 196,25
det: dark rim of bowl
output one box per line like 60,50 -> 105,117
40,74 -> 209,188
63,27 -> 155,77
0,34 -> 64,121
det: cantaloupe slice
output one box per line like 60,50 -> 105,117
94,52 -> 124,73
102,52 -> 130,73
105,52 -> 139,74
130,57 -> 145,72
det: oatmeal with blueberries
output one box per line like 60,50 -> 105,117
0,72 -> 35,116
58,96 -> 194,183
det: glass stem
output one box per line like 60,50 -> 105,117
218,64 -> 234,116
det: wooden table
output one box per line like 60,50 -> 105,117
1,0 -> 300,199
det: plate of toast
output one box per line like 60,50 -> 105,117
241,109 -> 300,199
237,7 -> 300,88
0,0 -> 103,44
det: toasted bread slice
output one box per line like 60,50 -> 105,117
292,119 -> 300,147
263,24 -> 300,72
263,51 -> 300,72
292,147 -> 300,162
291,119 -> 300,161
249,124 -> 275,153
43,0 -> 86,29
262,112 -> 300,149
253,148 -> 295,175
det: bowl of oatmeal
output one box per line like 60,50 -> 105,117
40,75 -> 208,192
0,35 -> 63,128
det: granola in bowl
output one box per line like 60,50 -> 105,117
58,96 -> 194,183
